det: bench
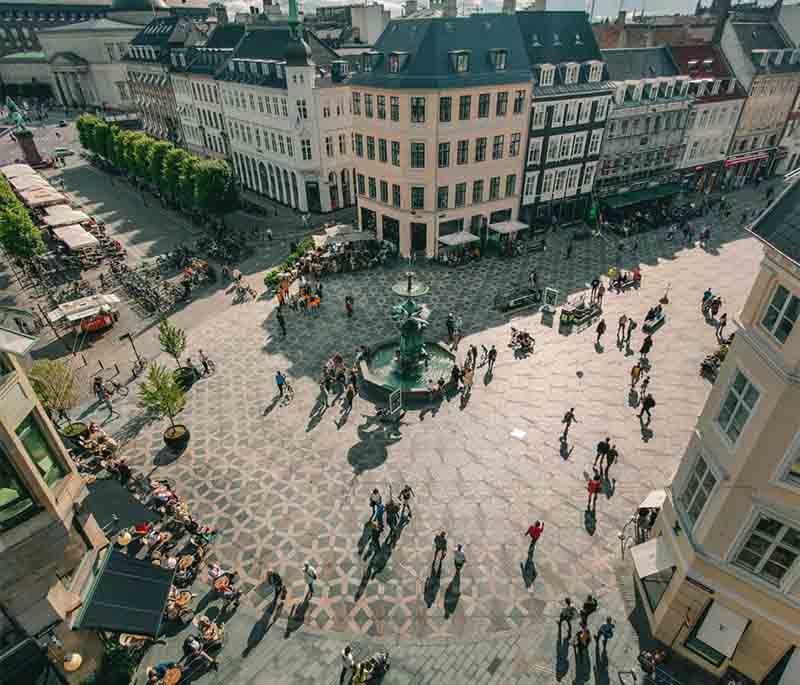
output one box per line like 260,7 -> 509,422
642,312 -> 665,333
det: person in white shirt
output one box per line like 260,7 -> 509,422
453,544 -> 466,572
340,645 -> 354,684
303,562 -> 317,596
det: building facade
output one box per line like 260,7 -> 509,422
776,89 -> 800,174
125,15 -> 205,143
218,23 -> 354,214
671,45 -> 745,193
596,47 -> 691,205
718,17 -> 800,185
517,11 -> 612,226
350,14 -> 532,257
630,181 -> 800,684
0,346 -> 105,639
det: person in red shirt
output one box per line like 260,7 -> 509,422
525,520 -> 545,545
587,470 -> 602,513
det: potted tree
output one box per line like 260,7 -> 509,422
158,318 -> 195,389
28,359 -> 87,440
138,363 -> 189,451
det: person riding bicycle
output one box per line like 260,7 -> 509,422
198,349 -> 213,375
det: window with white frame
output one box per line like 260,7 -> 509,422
678,455 -> 717,527
547,135 -> 560,162
717,370 -> 759,444
571,132 -> 586,158
551,102 -> 565,127
564,63 -> 579,84
595,97 -> 609,122
734,514 -> 800,586
565,101 -> 578,126
527,137 -> 543,165
523,171 -> 538,204
532,105 -> 546,129
578,99 -> 592,124
540,65 -> 555,87
581,161 -> 596,190
566,165 -> 580,191
541,169 -> 554,195
761,284 -> 799,344
588,129 -> 603,155
554,169 -> 566,193
588,61 -> 603,82
559,136 -> 571,159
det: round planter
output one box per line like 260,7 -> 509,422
60,421 -> 88,441
173,366 -> 198,390
163,424 -> 190,452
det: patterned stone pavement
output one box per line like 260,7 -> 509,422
79,192 -> 769,648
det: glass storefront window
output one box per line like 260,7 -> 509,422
0,443 -> 38,531
15,414 -> 66,487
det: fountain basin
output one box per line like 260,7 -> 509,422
360,339 -> 455,401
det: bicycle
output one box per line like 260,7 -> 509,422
131,358 -> 147,379
103,380 -> 129,398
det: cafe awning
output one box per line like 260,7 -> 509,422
696,602 -> 750,659
488,220 -> 527,234
313,231 -> 374,247
43,205 -> 91,228
85,479 -> 160,533
48,293 -> 120,323
725,152 -> 769,168
602,183 -> 683,210
53,224 -> 99,251
76,549 -> 175,638
631,537 -> 676,579
439,231 -> 480,246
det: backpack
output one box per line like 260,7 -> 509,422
647,397 -> 656,408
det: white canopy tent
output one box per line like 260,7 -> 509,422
313,231 -> 375,248
48,294 -> 120,324
488,220 -> 528,235
438,231 -> 480,247
695,602 -> 750,659
0,163 -> 36,179
43,205 -> 91,228
53,225 -> 100,251
631,537 -> 676,579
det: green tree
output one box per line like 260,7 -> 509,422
194,159 -> 237,215
138,363 -> 186,430
93,121 -> 111,159
158,318 -> 187,367
76,114 -> 97,152
163,147 -> 189,200
147,140 -> 173,185
178,155 -> 199,208
0,204 -> 45,259
106,126 -> 123,166
29,359 -> 80,424
130,133 -> 152,179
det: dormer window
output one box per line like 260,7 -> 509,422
490,49 -> 507,71
531,33 -> 541,47
703,58 -> 713,72
449,50 -> 470,73
688,59 -> 699,72
575,32 -> 582,45
539,64 -> 555,87
553,33 -> 561,46
389,54 -> 399,73
363,54 -> 372,72
564,63 -> 579,84
588,61 -> 603,82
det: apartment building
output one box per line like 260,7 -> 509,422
170,24 -> 246,158
0,336 -> 105,640
630,182 -> 800,683
218,20 -> 355,213
718,17 -> 800,184
349,14 -> 532,257
596,47 -> 691,206
776,90 -> 800,174
516,11 -> 613,226
671,44 -> 745,193
125,16 -> 205,144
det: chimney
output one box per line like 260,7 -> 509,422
617,9 -> 626,25
404,0 -> 417,15
502,0 -> 516,14
444,0 -> 457,17
214,3 -> 228,24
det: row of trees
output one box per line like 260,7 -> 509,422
0,175 -> 46,261
76,115 -> 238,216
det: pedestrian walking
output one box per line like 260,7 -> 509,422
716,312 -> 728,341
565,240 -> 573,260
626,318 -> 637,345
342,382 -> 356,417
595,318 -> 607,346
558,598 -> 577,639
640,375 -> 650,398
198,349 -> 212,375
341,645 -> 354,684
469,344 -> 478,368
345,295 -> 354,318
639,334 -> 653,360
590,277 -> 600,303
368,519 -> 382,553
317,380 -> 329,410
266,569 -> 285,601
266,228 -> 273,241
587,470 -> 602,512
579,594 -> 599,627
487,344 -> 497,372
561,407 -> 577,438
596,617 -> 615,652
399,485 -> 414,519
303,562 -> 317,596
373,500 -> 385,527
452,316 -> 464,350
316,281 -> 324,301
529,269 -> 538,290
617,315 -> 628,342
595,437 -> 610,469
369,489 -> 382,519
275,370 -> 286,396
630,362 -> 642,388
446,313 -> 455,341
638,393 -> 656,423
276,309 -> 286,337
525,520 -> 544,551
453,544 -> 466,572
605,444 -> 618,479
433,531 -> 447,566
597,283 -> 605,306
461,365 -> 474,397
573,626 -> 592,657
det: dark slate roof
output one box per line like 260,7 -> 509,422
532,81 -> 615,98
230,25 -> 337,66
732,21 -> 791,53
204,23 -> 245,50
349,13 -> 532,90
130,16 -> 180,47
516,10 -> 602,66
748,180 -> 800,266
601,46 -> 678,80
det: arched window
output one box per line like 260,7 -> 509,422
283,170 -> 292,208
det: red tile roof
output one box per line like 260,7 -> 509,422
669,45 -> 732,78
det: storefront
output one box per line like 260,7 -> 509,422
723,151 -> 771,188
381,215 -> 400,251
683,161 -> 724,194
